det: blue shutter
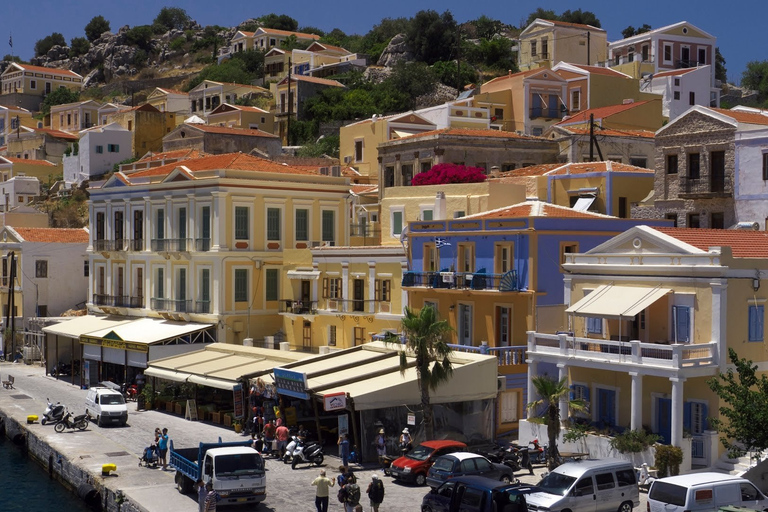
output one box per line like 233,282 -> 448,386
683,402 -> 692,431
749,305 -> 764,342
569,385 -> 576,401
701,403 -> 709,430
674,306 -> 691,343
583,386 -> 590,402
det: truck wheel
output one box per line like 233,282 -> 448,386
97,415 -> 103,427
415,473 -> 427,486
175,473 -> 192,494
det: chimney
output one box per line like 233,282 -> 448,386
489,165 -> 500,178
435,191 -> 447,220
622,98 -> 635,105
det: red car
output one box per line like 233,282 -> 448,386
389,440 -> 467,486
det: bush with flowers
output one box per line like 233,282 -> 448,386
411,163 -> 487,186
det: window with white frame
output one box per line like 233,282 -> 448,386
571,89 -> 581,112
673,305 -> 692,343
323,277 -> 342,299
155,267 -> 164,298
295,208 -> 309,241
663,44 -> 673,63
458,304 -> 473,345
391,208 -> 404,237
497,306 -> 511,346
354,140 -> 363,162
749,304 -> 764,342
35,260 -> 48,278
328,325 -> 337,346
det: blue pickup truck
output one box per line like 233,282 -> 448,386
170,438 -> 266,507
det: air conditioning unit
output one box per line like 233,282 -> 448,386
344,156 -> 352,164
497,375 -> 507,392
331,165 -> 341,177
319,166 -> 329,175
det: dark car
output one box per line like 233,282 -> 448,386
422,475 -> 535,512
390,440 -> 467,486
426,453 -> 515,489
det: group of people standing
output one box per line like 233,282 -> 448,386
151,427 -> 169,470
311,467 -> 385,512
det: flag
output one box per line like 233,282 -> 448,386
435,237 -> 451,248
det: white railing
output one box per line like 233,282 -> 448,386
527,331 -> 718,370
448,343 -> 527,366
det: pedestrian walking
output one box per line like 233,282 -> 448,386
311,468 -> 335,512
398,428 -> 412,454
157,427 -> 169,470
367,474 -> 385,512
338,433 -> 350,468
203,482 -> 218,512
195,479 -> 206,512
375,428 -> 387,466
275,419 -> 289,457
343,473 -> 361,512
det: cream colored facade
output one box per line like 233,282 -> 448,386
207,104 -> 275,134
50,100 -> 101,133
380,182 -> 526,246
0,106 -> 35,147
518,19 -> 607,71
524,225 -> 768,470
0,63 -> 82,98
145,88 -> 190,119
87,153 -> 350,345
188,81 -> 271,119
280,245 -> 406,350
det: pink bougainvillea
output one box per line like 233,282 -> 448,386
411,163 -> 487,186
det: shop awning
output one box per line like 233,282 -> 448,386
573,195 -> 596,212
144,367 -> 189,383
277,342 -> 498,411
286,270 -> 321,280
42,315 -> 133,339
188,374 -> 237,390
566,285 -> 672,319
84,317 -> 214,345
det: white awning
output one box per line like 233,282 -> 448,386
566,285 -> 672,320
43,315 -> 133,338
145,367 -> 190,383
573,196 -> 596,212
85,318 -> 213,345
286,270 -> 321,280
188,374 -> 237,390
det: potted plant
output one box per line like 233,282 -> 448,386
138,384 -> 154,411
233,418 -> 243,434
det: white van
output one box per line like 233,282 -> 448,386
648,473 -> 768,512
85,387 -> 128,427
527,458 -> 639,512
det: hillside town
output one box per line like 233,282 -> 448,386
2,6 -> 768,512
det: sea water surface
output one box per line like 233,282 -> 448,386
0,437 -> 90,511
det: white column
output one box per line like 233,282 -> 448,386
400,262 -> 408,314
670,377 -> 685,446
87,202 -> 94,251
164,195 -> 172,241
341,262 -> 349,313
711,279 -> 727,369
368,262 -> 376,314
558,363 -> 568,422
187,194 -> 196,247
211,192 -> 225,251
143,196 -> 151,252
527,356 -> 539,407
630,372 -> 643,431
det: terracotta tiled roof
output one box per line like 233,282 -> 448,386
482,68 -> 545,87
654,227 -> 768,258
115,104 -> 160,114
652,68 -> 697,78
710,108 -> 768,126
568,64 -> 629,77
309,42 -> 349,54
187,124 -> 278,138
32,128 -> 78,140
559,126 -> 656,139
127,153 -> 321,179
13,227 -> 88,243
7,63 -> 81,79
498,161 -> 653,178
137,149 -> 205,162
351,185 -> 378,195
497,164 -> 562,177
398,127 -> 545,141
463,200 -> 616,220
5,157 -> 56,166
542,19 -> 605,31
258,28 -> 321,40
236,31 -> 255,37
556,101 -> 651,125
156,88 -> 188,96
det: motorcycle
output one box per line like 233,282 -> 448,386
283,435 -> 301,463
41,398 -> 65,425
290,439 -> 324,469
122,383 -> 138,401
50,360 -> 80,377
54,410 -> 89,433
528,439 -> 547,465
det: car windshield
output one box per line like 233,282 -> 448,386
431,458 -> 454,471
100,394 -> 125,405
537,472 -> 577,496
215,453 -> 265,477
406,444 -> 434,461
648,482 -> 687,507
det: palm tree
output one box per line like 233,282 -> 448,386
527,376 -> 587,470
385,305 -> 454,439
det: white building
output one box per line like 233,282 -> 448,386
63,123 -> 132,185
644,66 -> 718,121
0,175 -> 40,211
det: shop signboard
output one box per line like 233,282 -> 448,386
273,367 -> 309,399
323,392 -> 346,412
407,413 -> 416,425
233,383 -> 245,419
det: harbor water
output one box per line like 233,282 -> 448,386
0,436 -> 90,511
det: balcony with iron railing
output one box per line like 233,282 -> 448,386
678,175 -> 732,198
402,270 -> 519,292
195,238 -> 211,251
151,238 -> 192,252
93,239 -> 127,252
92,294 -> 143,308
676,59 -> 701,69
349,223 -> 381,238
129,238 -> 144,251
151,298 -> 192,313
194,300 -> 211,314
318,298 -> 393,314
526,331 -> 718,377
279,299 -> 318,315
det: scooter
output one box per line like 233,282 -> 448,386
283,435 -> 301,463
42,398 -> 65,425
54,410 -> 89,433
122,383 -> 138,401
290,439 -> 324,469
528,439 -> 547,465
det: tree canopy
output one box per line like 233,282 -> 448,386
258,13 -> 299,32
524,8 -> 601,28
742,61 -> 768,96
715,48 -> 727,84
621,24 -> 652,39
41,87 -> 80,117
406,10 -> 458,65
69,37 -> 91,58
84,15 -> 111,43
185,58 -> 253,91
34,32 -> 66,57
708,348 -> 768,457
153,6 -> 191,32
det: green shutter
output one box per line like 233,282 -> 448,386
235,206 -> 249,240
295,209 -> 308,241
322,210 -> 334,243
267,208 -> 281,241
393,211 -> 403,235
266,268 -> 278,301
234,269 -> 248,302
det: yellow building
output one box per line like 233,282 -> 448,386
2,156 -> 61,184
145,88 -> 189,118
554,99 -> 664,132
207,103 -> 275,134
496,161 -> 655,217
87,152 -> 350,345
524,225 -> 768,471
279,245 -> 406,350
105,104 -> 176,157
50,100 -> 101,133
340,112 -> 437,180
228,28 -> 321,54
0,105 -> 36,147
518,19 -> 607,71
0,63 -> 83,113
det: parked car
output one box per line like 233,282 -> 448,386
426,452 -> 515,489
526,458 -> 639,512
390,440 -> 467,486
648,473 -> 768,512
422,475 -> 535,512
85,386 -> 128,427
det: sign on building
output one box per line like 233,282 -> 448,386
273,367 -> 309,399
323,392 -> 346,412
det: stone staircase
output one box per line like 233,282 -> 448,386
712,452 -> 759,475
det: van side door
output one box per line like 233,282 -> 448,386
713,483 -> 740,509
738,482 -> 767,510
593,471 -> 618,511
570,476 -> 597,512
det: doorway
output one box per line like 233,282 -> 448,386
353,279 -> 364,312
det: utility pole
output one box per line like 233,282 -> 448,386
589,114 -> 604,161
586,32 -> 591,66
286,57 -> 292,147
456,25 -> 461,92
